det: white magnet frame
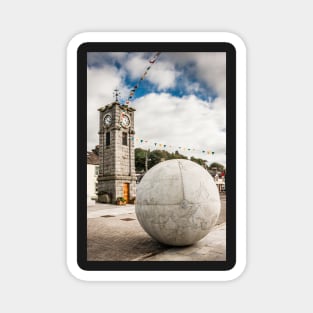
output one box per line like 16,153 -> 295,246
66,32 -> 246,281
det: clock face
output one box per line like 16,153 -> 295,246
103,113 -> 112,126
120,113 -> 130,128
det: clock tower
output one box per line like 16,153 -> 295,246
97,97 -> 136,204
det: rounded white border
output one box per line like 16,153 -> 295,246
66,32 -> 246,281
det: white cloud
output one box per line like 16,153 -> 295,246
87,52 -> 227,166
87,64 -> 128,150
164,52 -> 226,97
146,61 -> 179,90
87,52 -> 128,66
125,54 -> 179,90
133,93 -> 226,165
195,53 -> 226,98
124,54 -> 146,79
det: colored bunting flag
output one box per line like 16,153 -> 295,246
124,52 -> 162,105
135,138 -> 217,158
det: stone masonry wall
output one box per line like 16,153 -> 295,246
97,102 -> 136,203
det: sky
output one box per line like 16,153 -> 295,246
87,52 -> 226,166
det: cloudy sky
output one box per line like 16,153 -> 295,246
87,52 -> 226,166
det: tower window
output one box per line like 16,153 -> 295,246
106,132 -> 110,146
122,132 -> 128,146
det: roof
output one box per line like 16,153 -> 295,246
87,146 -> 99,165
98,101 -> 136,112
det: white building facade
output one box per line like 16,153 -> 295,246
87,164 -> 99,206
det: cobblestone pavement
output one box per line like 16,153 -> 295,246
87,194 -> 226,261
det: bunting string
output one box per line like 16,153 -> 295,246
133,137 -> 216,155
124,52 -> 161,105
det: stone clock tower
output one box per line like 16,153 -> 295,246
97,97 -> 136,204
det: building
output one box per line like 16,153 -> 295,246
214,174 -> 226,192
97,100 -> 136,204
87,149 -> 99,206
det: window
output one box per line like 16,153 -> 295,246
122,132 -> 128,146
106,132 -> 110,146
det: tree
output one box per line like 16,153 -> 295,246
208,162 -> 225,172
135,148 -> 147,172
190,156 -> 208,169
171,151 -> 188,160
135,148 -> 215,173
148,150 -> 166,168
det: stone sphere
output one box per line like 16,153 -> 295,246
135,159 -> 221,246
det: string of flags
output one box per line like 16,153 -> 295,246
120,53 -> 217,156
124,52 -> 161,105
132,137 -> 215,155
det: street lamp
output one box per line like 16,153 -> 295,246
145,149 -> 151,172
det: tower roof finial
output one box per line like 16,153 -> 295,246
113,88 -> 120,102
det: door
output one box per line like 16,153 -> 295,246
123,183 -> 129,204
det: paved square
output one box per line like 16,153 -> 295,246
87,194 -> 226,261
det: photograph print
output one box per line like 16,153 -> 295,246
79,43 -> 236,270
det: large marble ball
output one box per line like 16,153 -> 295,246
135,159 -> 221,246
